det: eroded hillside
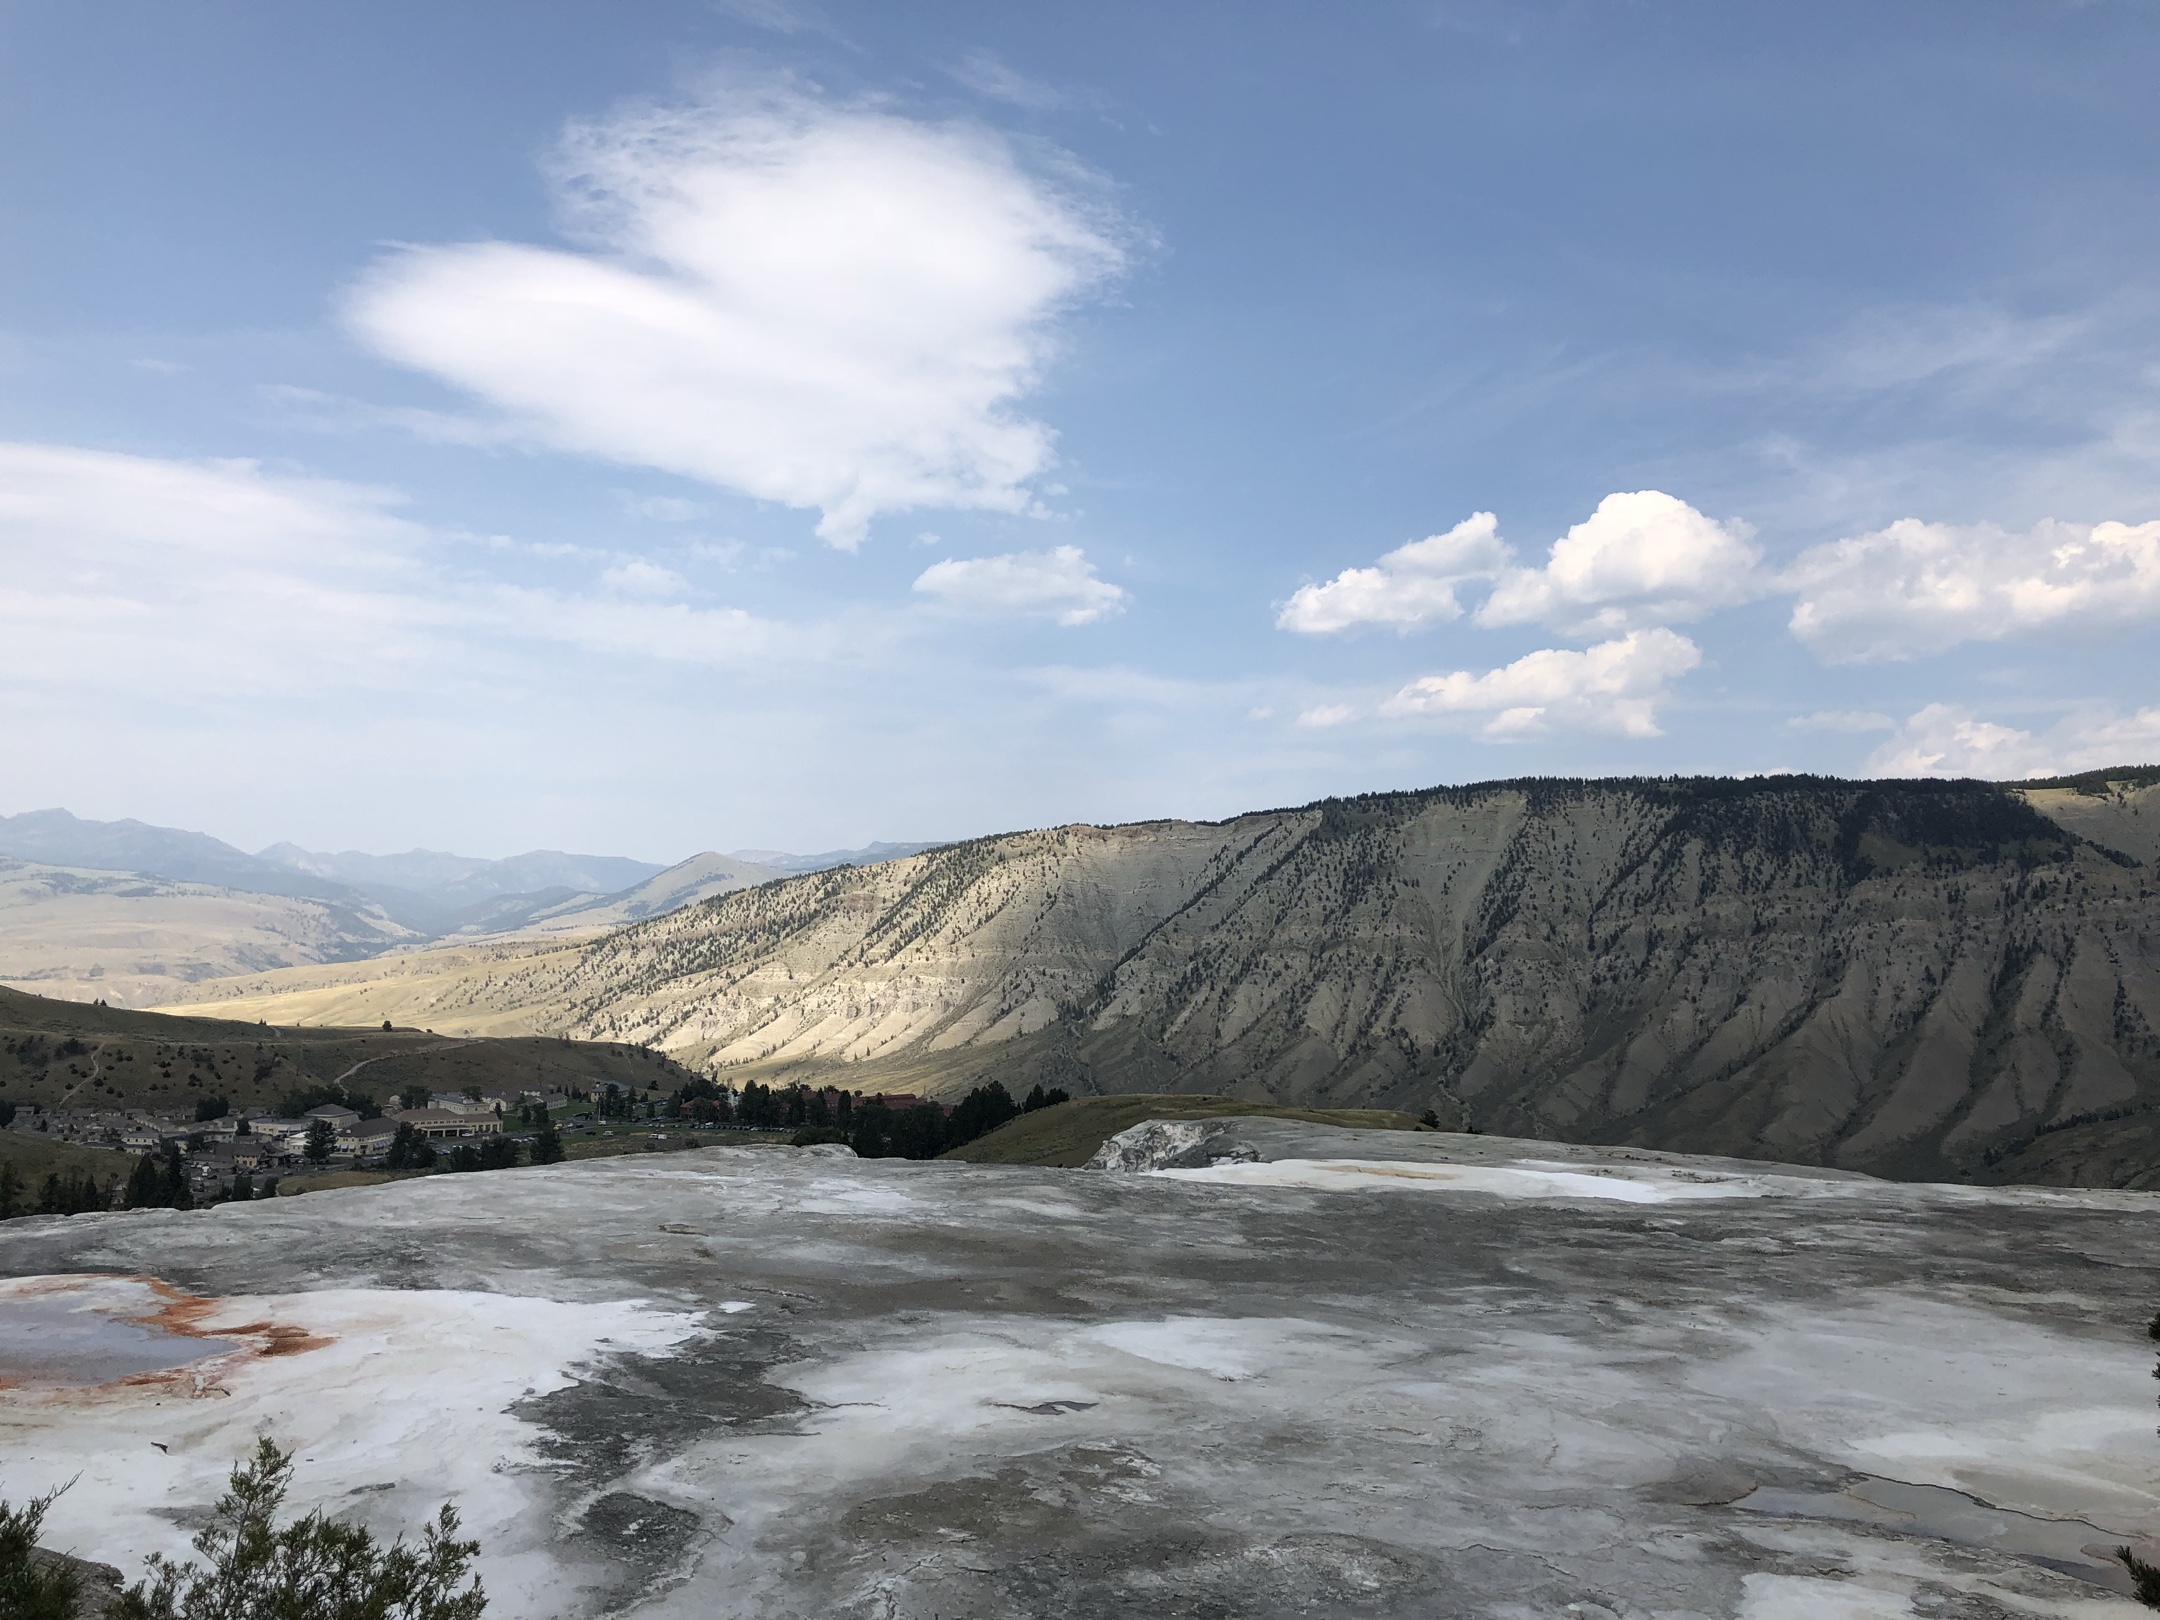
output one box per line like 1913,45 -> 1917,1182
166,773 -> 2160,1183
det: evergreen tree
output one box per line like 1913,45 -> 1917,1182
947,1082 -> 1018,1148
126,1152 -> 166,1209
0,1160 -> 22,1220
849,1100 -> 891,1159
122,1147 -> 189,1210
531,1123 -> 565,1164
887,1100 -> 949,1161
303,1118 -> 335,1166
476,1137 -> 520,1171
40,1170 -> 110,1215
0,1486 -> 80,1620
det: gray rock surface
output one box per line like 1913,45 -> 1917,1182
4,1128 -> 2159,1620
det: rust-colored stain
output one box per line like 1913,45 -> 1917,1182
0,1273 -> 335,1398
131,1277 -> 337,1363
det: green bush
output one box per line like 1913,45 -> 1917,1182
0,1488 -> 80,1620
2120,1546 -> 2160,1610
113,1439 -> 486,1619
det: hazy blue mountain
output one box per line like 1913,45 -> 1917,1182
0,808 -> 930,948
0,809 -> 350,902
255,843 -> 666,903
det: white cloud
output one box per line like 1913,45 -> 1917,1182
1380,628 -> 1702,738
0,441 -> 814,703
600,559 -> 687,598
1276,512 -> 1508,634
1784,515 -> 2160,663
912,545 -> 1124,625
1863,702 -> 2160,779
1477,491 -> 1760,637
1295,703 -> 1356,728
1282,494 -> 1758,640
345,85 -> 1127,549
1788,709 -> 1897,733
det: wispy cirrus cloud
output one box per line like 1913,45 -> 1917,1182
0,440 -> 826,702
345,83 -> 1130,549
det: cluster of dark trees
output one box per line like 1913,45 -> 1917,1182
839,1079 -> 1070,1160
592,1082 -> 646,1121
126,1143 -> 195,1209
0,1141 -> 283,1222
0,1161 -> 115,1219
277,1083 -> 382,1120
665,1077 -> 845,1130
665,1076 -> 1070,1151
384,1121 -> 563,1173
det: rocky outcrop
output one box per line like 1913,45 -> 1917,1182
1085,1120 -> 1259,1173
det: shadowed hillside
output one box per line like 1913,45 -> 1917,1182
163,772 -> 2160,1186
0,985 -> 692,1119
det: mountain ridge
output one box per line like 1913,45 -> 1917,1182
161,769 -> 2160,1185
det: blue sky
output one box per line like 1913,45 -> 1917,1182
1,0 -> 2154,860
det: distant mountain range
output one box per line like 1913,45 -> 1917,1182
0,808 -> 944,1004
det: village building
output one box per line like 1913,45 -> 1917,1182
398,1107 -> 503,1141
346,1116 -> 401,1158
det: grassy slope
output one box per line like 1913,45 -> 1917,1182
942,1094 -> 1429,1169
0,1129 -> 136,1189
0,985 -> 691,1117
